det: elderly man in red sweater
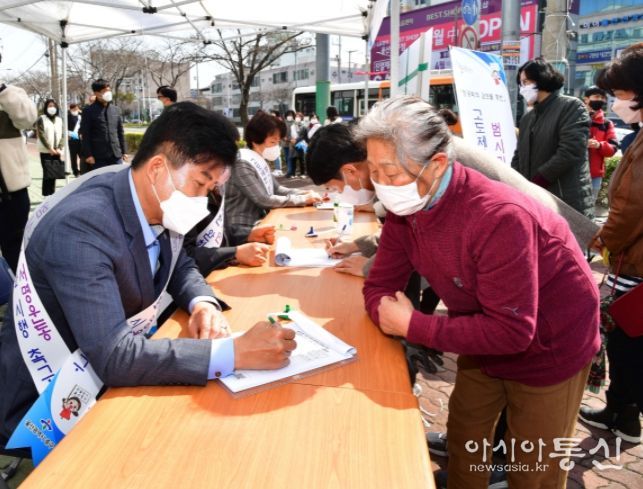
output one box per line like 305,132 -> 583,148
357,96 -> 600,489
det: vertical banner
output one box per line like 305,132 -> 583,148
398,28 -> 433,99
450,46 -> 517,164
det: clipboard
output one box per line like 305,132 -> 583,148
219,311 -> 357,397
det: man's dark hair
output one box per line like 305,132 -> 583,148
516,57 -> 564,92
244,110 -> 286,148
306,124 -> 367,185
91,79 -> 110,93
326,106 -> 339,119
596,42 -> 643,110
131,102 -> 240,170
584,86 -> 606,98
157,85 -> 178,102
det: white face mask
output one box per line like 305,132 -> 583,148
338,173 -> 375,206
101,91 -> 113,103
46,107 -> 57,116
70,111 -> 79,117
152,162 -> 210,235
295,117 -> 302,123
371,164 -> 435,216
612,98 -> 641,124
286,116 -> 294,122
520,84 -> 538,105
262,144 -> 281,161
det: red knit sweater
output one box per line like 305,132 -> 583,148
364,162 -> 600,387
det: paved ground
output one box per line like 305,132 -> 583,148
416,254 -> 643,489
2,143 -> 640,488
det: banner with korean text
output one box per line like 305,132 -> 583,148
450,46 -> 516,164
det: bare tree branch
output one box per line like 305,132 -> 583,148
200,30 -> 309,125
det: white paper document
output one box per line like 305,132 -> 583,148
315,202 -> 335,210
274,237 -> 340,268
219,311 -> 357,394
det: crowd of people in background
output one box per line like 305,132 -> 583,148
0,40 -> 641,489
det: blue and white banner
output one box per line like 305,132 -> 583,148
450,46 -> 517,165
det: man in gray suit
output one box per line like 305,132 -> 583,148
0,103 -> 296,447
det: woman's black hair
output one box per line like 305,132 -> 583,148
43,98 -> 59,117
596,42 -> 643,111
244,110 -> 287,149
516,57 -> 564,92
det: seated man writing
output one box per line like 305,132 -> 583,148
0,103 -> 296,452
306,123 -> 379,278
183,185 -> 275,275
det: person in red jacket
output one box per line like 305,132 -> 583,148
356,96 -> 600,489
584,86 -> 618,200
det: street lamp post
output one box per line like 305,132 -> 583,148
347,50 -> 357,80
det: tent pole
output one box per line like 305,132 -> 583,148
364,37 -> 369,115
61,43 -> 71,182
389,0 -> 400,97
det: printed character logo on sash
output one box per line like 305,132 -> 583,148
59,384 -> 91,420
59,397 -> 81,420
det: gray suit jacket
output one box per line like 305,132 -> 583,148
0,168 -> 215,444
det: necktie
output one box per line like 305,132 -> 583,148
147,225 -> 165,277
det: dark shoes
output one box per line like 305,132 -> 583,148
579,404 -> 641,444
434,468 -> 508,489
427,431 -> 448,457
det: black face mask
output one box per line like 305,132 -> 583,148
589,100 -> 605,111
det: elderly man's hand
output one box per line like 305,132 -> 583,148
188,302 -> 231,340
377,291 -> 415,337
248,224 -> 276,245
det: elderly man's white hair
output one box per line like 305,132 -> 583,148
354,96 -> 455,172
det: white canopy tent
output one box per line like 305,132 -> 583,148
0,0 -> 374,44
0,0 -> 396,171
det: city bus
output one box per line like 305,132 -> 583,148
291,71 -> 459,123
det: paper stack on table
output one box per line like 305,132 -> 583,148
219,311 -> 357,394
274,237 -> 340,267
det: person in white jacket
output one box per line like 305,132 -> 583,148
0,77 -> 38,273
36,98 -> 64,196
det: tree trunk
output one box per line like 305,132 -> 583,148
239,86 -> 251,127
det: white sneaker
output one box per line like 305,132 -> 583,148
272,170 -> 283,177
